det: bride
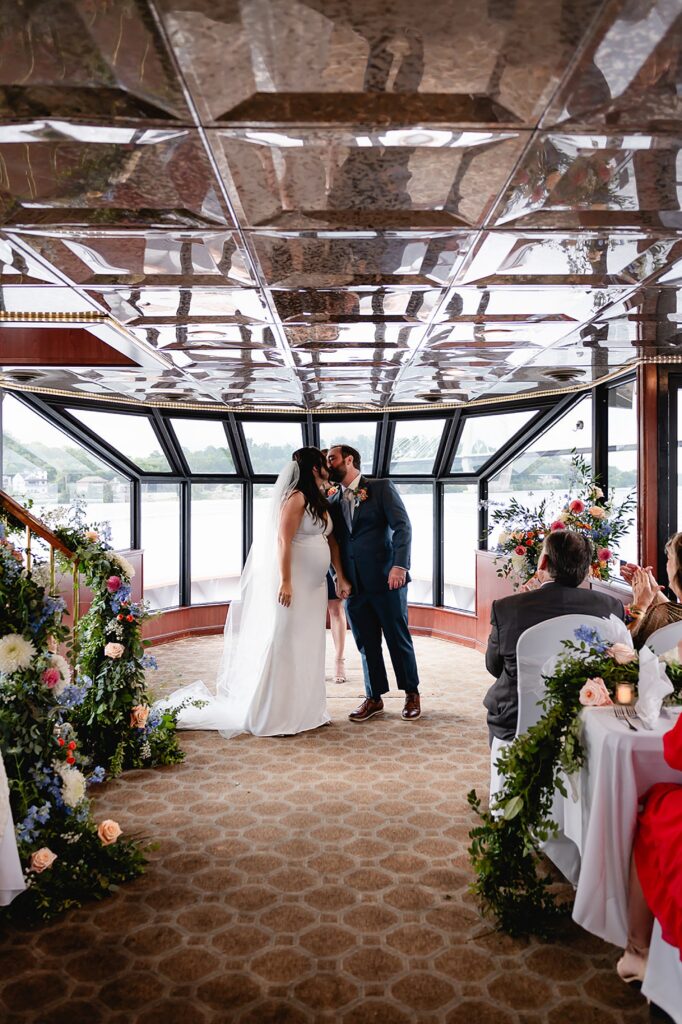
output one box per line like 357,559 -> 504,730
159,447 -> 351,737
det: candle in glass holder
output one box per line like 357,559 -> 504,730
616,682 -> 634,705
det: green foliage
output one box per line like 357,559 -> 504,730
468,631 -> 682,937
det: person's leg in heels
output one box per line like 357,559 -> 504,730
328,594 -> 347,683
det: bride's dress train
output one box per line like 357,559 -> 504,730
157,502 -> 331,738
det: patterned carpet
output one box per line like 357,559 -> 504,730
0,634 -> 653,1023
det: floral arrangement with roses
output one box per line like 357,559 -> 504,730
489,453 -> 636,589
468,618 -> 682,937
0,521 -> 145,921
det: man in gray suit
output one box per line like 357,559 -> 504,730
484,530 -> 625,748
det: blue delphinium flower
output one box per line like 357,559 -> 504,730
89,766 -> 106,785
141,653 -> 158,671
16,802 -> 51,844
574,626 -> 608,652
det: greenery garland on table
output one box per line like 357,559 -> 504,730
490,453 -> 636,589
468,624 -> 682,937
0,524 -> 145,920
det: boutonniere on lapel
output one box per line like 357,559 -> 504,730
327,486 -> 339,498
353,486 -> 369,511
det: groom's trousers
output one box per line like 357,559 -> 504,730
345,587 -> 420,699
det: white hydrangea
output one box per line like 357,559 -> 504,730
111,553 -> 135,580
56,764 -> 87,807
49,654 -> 72,696
0,634 -> 37,674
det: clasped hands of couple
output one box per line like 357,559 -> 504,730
278,567 -> 407,607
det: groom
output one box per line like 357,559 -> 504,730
327,444 -> 421,722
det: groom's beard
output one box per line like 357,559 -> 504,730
328,466 -> 344,483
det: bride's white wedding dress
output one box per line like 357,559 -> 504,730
158,473 -> 331,738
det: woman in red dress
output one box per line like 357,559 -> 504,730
618,713 -> 682,982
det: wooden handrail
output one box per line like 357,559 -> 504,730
0,489 -> 75,559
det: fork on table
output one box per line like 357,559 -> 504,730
614,705 -> 638,731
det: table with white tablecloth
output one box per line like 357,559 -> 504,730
558,706 -> 682,1022
0,752 -> 25,907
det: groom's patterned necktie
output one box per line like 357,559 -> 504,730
342,487 -> 354,532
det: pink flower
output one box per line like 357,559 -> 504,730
589,505 -> 607,520
550,520 -> 566,531
569,499 -> 585,514
579,677 -> 613,707
597,547 -> 612,562
42,667 -> 60,688
106,575 -> 122,593
104,642 -> 125,660
514,545 -> 527,556
97,820 -> 122,846
85,529 -> 99,543
130,705 -> 150,729
30,847 -> 57,873
607,643 -> 638,665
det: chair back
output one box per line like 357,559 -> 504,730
645,619 -> 682,657
516,614 -> 608,737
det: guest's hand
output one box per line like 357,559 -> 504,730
631,567 -> 662,610
620,561 -> 649,585
388,567 -> 407,590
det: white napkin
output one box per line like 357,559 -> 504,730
635,645 -> 673,728
599,613 -> 635,649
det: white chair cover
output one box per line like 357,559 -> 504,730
515,614 -> 609,883
0,752 -> 25,907
645,619 -> 682,658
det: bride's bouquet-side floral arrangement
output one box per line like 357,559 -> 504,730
490,454 -> 636,589
0,523 -> 146,920
468,616 -> 682,937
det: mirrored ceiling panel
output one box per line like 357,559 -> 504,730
0,124 -> 232,228
272,287 -> 443,323
86,287 -> 274,325
493,132 -> 682,229
211,129 -> 525,229
157,0 -> 598,125
10,230 -> 257,287
248,230 -> 472,287
0,233 -> 63,285
0,0 -> 190,121
283,323 -> 426,349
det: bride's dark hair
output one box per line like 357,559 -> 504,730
291,447 -> 328,523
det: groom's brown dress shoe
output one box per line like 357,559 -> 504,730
402,692 -> 421,720
349,697 -> 384,723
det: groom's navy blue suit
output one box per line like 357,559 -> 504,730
329,476 -> 420,699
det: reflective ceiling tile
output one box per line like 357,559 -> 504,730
156,0 -> 598,125
272,286 -> 443,322
130,324 -> 279,349
492,132 -> 682,228
8,230 -> 257,287
0,233 -> 63,284
84,286 -> 274,324
209,128 -> 525,229
283,323 -> 426,347
247,230 -> 472,287
0,123 -> 233,228
542,1 -> 682,130
0,0 -> 191,120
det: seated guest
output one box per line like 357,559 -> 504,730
617,712 -> 682,982
621,532 -> 682,648
484,532 -> 625,802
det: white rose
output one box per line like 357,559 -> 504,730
49,654 -> 72,696
111,553 -> 135,580
0,634 -> 36,674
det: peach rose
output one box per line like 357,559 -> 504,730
589,505 -> 607,519
607,643 -> 638,665
579,677 -> 613,707
97,820 -> 122,846
104,642 -> 125,659
85,529 -> 99,543
30,847 -> 57,873
130,704 -> 150,728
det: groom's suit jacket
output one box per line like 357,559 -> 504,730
329,476 -> 411,595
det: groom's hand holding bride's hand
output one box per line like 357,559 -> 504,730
336,577 -> 352,600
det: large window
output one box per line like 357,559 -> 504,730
171,418 -> 235,474
443,483 -> 479,611
487,395 -> 593,548
141,483 -> 180,609
390,419 -> 446,474
1,394 -> 131,548
67,408 -> 170,472
242,421 -> 304,474
393,483 -> 433,604
451,410 -> 536,474
191,484 -> 242,602
319,421 -> 377,473
608,381 -> 638,564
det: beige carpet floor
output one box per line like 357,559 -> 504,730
0,634 -> 653,1023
